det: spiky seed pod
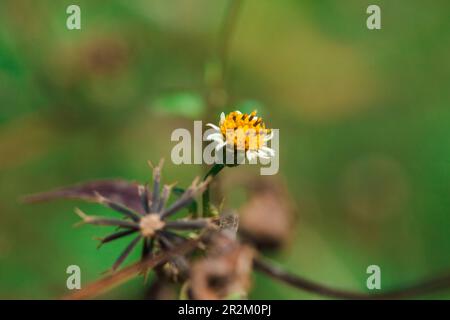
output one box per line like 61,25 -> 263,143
75,159 -> 215,272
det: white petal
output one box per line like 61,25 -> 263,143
256,149 -> 267,157
256,150 -> 271,159
220,112 -> 225,124
261,146 -> 275,156
206,133 -> 224,141
264,131 -> 274,142
215,141 -> 227,152
213,137 -> 225,144
257,154 -> 271,160
235,110 -> 242,114
206,123 -> 220,131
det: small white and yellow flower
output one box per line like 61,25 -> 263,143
206,110 -> 275,162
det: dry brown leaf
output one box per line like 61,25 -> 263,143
190,232 -> 254,300
239,177 -> 296,250
23,179 -> 145,214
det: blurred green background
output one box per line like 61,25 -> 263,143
1,0 -> 450,299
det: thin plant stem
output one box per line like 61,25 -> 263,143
216,0 -> 243,94
201,0 -> 243,181
65,241 -> 450,300
205,0 -> 243,113
202,163 -> 225,217
254,256 -> 450,300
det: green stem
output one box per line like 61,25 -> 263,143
217,0 -> 243,86
202,163 -> 225,217
200,0 -> 241,216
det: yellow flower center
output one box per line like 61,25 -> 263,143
220,110 -> 271,151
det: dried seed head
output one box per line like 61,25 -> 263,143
190,233 -> 255,300
239,178 -> 295,250
139,214 -> 165,237
58,161 -> 212,272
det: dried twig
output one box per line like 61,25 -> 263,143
254,256 -> 450,300
63,236 -> 202,300
64,236 -> 450,299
